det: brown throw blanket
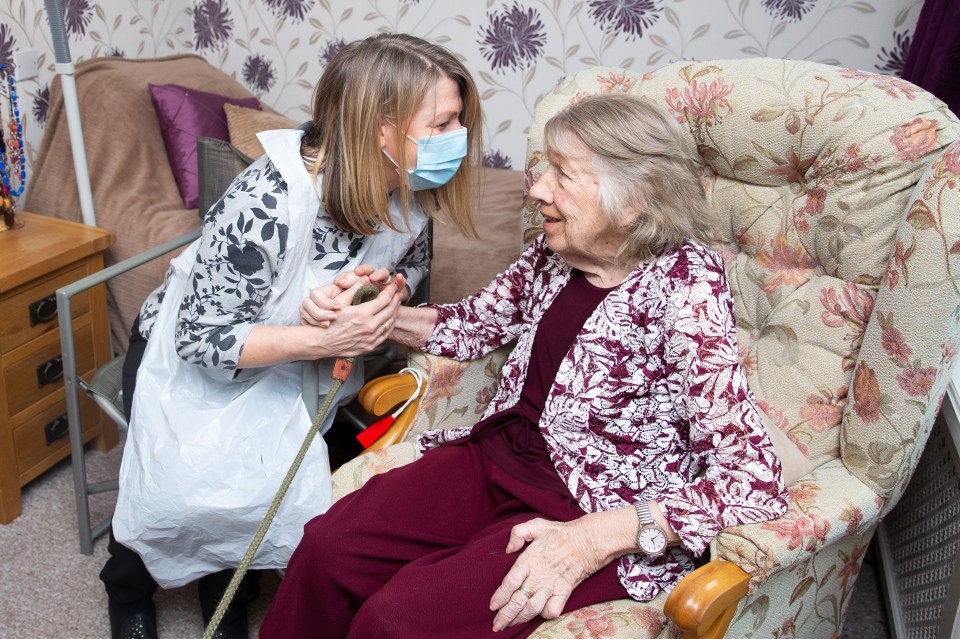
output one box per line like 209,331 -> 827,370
25,54 -> 261,349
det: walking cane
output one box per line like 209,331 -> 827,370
201,283 -> 381,639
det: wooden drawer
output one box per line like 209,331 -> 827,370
0,261 -> 92,353
12,385 -> 100,481
2,317 -> 96,417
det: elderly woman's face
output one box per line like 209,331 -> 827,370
528,148 -> 622,270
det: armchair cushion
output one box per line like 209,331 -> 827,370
148,82 -> 261,209
761,410 -> 813,485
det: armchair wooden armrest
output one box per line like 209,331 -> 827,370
664,560 -> 751,638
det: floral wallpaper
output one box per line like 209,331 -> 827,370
1,0 -> 923,193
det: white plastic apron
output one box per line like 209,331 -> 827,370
113,129 -> 421,588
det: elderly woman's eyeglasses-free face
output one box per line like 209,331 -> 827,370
529,149 -> 625,272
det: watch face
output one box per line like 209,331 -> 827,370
638,526 -> 667,554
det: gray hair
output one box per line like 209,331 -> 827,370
543,93 -> 716,264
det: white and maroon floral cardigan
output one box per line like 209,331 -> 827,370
418,236 -> 788,601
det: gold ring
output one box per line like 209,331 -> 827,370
383,274 -> 393,285
380,323 -> 388,333
518,584 -> 534,598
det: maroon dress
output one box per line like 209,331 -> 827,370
259,271 -> 628,639
460,268 -> 612,492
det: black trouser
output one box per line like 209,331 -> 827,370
100,316 -> 263,617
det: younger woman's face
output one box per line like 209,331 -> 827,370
380,75 -> 464,192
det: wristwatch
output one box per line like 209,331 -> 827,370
634,501 -> 668,558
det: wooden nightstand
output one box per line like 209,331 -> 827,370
0,212 -> 116,523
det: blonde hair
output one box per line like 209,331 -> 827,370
302,33 -> 481,236
543,93 -> 715,264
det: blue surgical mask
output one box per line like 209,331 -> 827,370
383,126 -> 468,191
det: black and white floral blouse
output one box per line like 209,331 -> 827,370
138,142 -> 429,378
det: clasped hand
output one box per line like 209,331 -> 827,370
299,265 -> 406,358
489,516 -> 611,632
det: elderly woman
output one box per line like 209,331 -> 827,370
260,93 -> 788,638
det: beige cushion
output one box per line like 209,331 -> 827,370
431,168 -> 526,303
759,410 -> 813,485
225,103 -> 298,159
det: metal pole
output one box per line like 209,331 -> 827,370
55,286 -> 94,554
44,0 -> 97,226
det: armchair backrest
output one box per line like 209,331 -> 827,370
523,60 -> 960,514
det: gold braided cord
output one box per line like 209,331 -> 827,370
202,283 -> 380,638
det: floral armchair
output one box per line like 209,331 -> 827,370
333,59 -> 960,638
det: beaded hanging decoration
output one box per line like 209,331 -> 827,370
0,63 -> 26,228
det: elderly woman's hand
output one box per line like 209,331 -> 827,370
489,513 -> 630,632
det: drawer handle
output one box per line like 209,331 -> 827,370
29,294 -> 59,326
36,354 -> 64,388
45,413 -> 69,445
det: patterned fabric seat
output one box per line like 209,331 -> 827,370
332,59 -> 960,638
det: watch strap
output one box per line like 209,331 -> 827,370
634,500 -> 655,527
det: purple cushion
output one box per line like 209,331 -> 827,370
149,83 -> 260,208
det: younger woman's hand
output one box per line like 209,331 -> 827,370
330,265 -> 377,293
309,273 -> 407,357
301,266 -> 402,327
300,283 -> 349,328
338,265 -> 401,293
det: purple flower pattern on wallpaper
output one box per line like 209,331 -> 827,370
0,24 -> 14,76
761,0 -> 818,22
264,0 -> 314,22
483,150 -> 513,169
587,0 -> 663,40
62,0 -> 94,37
478,2 -> 547,73
876,29 -> 911,75
33,85 -> 50,126
194,0 -> 233,51
0,0 -> 933,185
243,53 -> 276,93
319,38 -> 346,67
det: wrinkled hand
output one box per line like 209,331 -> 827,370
489,517 -> 611,632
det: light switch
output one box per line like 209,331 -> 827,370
13,49 -> 39,82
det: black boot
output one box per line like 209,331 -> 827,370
198,570 -> 262,639
109,600 -> 158,639
101,529 -> 160,639
200,607 -> 247,639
